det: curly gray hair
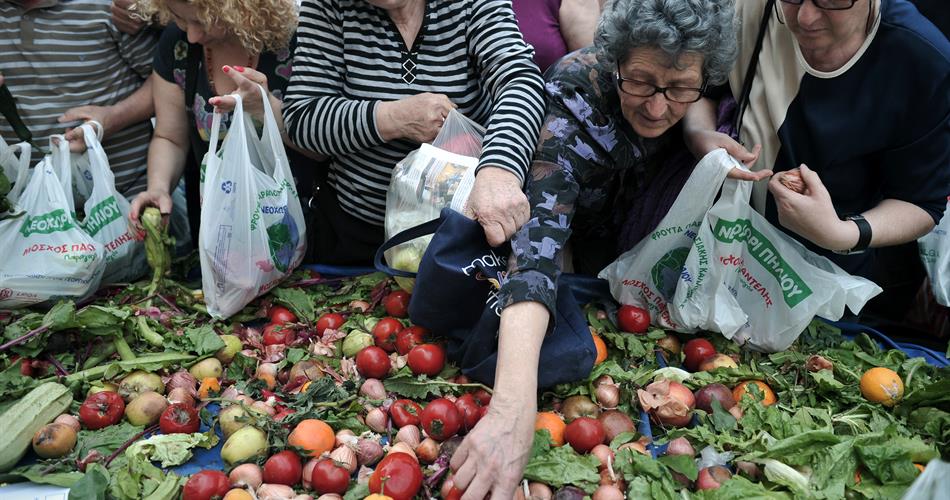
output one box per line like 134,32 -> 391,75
596,0 -> 738,85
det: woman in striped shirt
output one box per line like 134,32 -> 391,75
283,0 -> 546,265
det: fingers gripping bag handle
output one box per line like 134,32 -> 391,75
201,98 -> 226,202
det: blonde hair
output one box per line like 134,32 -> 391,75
135,0 -> 297,53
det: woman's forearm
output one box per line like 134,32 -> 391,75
145,136 -> 187,194
491,301 -> 549,405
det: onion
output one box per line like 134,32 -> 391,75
356,439 -> 383,466
365,408 -> 389,433
251,401 -> 276,416
594,384 -> 620,409
805,355 -> 834,373
665,437 -> 695,457
728,405 -> 743,421
553,485 -> 587,500
590,444 -> 614,470
394,425 -> 421,449
335,429 -> 357,448
597,410 -> 635,443
592,485 -> 624,500
229,463 -> 263,489
330,445 -> 357,473
360,379 -> 387,400
415,437 -> 440,464
164,370 -> 197,395
349,300 -> 370,312
302,458 -> 318,489
694,384 -> 735,414
618,441 -> 649,456
294,496 -> 315,500
562,395 -> 600,422
54,414 -> 81,433
257,484 -> 296,499
219,385 -> 241,402
166,387 -> 195,408
593,375 -> 615,388
316,496 -> 341,500
736,461 -> 761,479
638,379 -> 694,427
388,442 -> 417,461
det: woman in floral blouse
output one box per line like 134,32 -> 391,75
450,0 -> 770,496
128,0 -> 317,242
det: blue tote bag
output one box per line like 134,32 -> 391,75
375,208 -> 596,388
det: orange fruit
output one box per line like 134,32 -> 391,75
914,463 -> 926,474
732,380 -> 777,406
223,490 -> 253,500
288,419 -> 335,457
859,367 -> 904,406
535,412 -> 566,447
198,377 -> 220,399
591,331 -> 608,365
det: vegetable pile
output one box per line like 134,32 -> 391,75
0,222 -> 947,500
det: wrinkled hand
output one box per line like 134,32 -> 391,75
686,129 -> 762,166
209,66 -> 276,122
465,167 -> 529,247
768,164 -> 856,251
390,93 -> 456,143
111,0 -> 146,35
450,402 -> 536,499
129,189 -> 173,231
60,106 -> 112,153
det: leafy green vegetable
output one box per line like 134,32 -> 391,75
124,430 -> 219,468
68,463 -> 110,500
523,438 -> 600,492
272,287 -> 317,324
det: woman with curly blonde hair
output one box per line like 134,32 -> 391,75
129,0 -> 318,245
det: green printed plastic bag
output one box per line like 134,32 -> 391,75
672,151 -> 881,351
198,85 -> 306,318
600,148 -> 733,331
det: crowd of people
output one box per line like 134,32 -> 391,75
2,0 -> 948,497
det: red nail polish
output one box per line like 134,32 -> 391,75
223,66 -> 230,73
235,66 -> 245,72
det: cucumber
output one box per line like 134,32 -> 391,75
0,382 -> 73,472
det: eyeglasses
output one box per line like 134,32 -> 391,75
615,66 -> 705,104
779,0 -> 859,11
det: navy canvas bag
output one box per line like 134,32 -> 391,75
375,208 -> 596,388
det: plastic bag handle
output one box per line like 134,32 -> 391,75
6,141 -> 32,202
373,215 -> 445,278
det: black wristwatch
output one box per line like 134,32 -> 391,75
834,214 -> 872,255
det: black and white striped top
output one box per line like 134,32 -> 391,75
284,0 -> 545,225
0,0 -> 156,197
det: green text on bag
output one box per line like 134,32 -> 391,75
19,209 -> 75,237
713,218 -> 812,307
79,197 -> 121,237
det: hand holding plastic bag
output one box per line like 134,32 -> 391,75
198,85 -> 306,318
384,110 -> 485,291
917,199 -> 950,306
0,136 -> 104,307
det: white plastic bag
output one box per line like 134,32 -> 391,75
0,139 -> 31,205
198,85 -> 306,319
0,137 -> 105,308
383,110 -> 485,290
902,459 -> 950,500
599,148 -> 733,330
70,123 -> 146,284
601,149 -> 882,351
917,198 -> 950,306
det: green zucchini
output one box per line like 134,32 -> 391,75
0,382 -> 73,472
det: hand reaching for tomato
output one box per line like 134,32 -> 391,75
449,400 -> 536,499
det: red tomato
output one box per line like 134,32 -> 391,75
383,290 -> 411,318
407,344 -> 445,377
372,317 -> 404,353
683,338 -> 717,372
356,346 -> 392,379
617,305 -> 650,334
420,398 -> 463,441
181,470 -> 230,500
454,393 -> 483,432
268,305 -> 297,324
471,388 -> 492,407
79,391 -> 125,430
369,453 -> 423,500
564,416 -> 606,454
316,313 -> 345,336
19,358 -> 33,377
395,326 -> 427,355
159,403 -> 200,434
263,450 -> 303,486
390,399 -> 424,428
310,457 -> 350,495
262,323 -> 295,346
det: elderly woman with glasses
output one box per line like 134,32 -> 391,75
685,0 -> 950,322
447,0 -> 766,497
